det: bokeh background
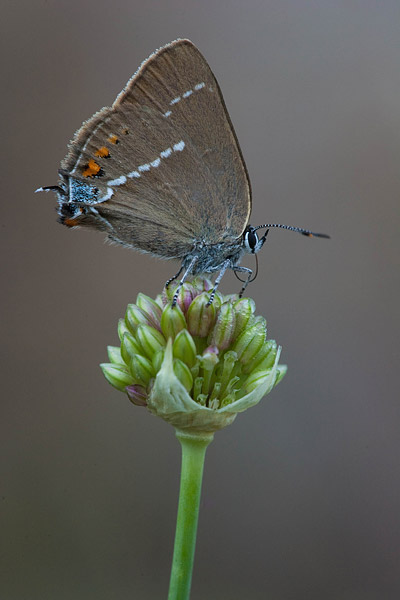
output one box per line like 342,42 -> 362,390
2,1 -> 400,598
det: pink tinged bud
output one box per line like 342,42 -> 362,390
107,346 -> 122,364
121,332 -> 143,366
173,284 -> 195,313
130,355 -> 154,386
187,294 -> 216,337
173,359 -> 194,392
125,304 -> 153,333
208,302 -> 236,350
164,281 -> 195,307
172,329 -> 197,368
126,384 -> 148,406
161,304 -> 186,339
201,346 -> 219,368
100,363 -> 135,391
135,293 -> 162,329
136,324 -> 166,359
232,323 -> 267,364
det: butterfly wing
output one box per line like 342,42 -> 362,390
59,39 -> 251,259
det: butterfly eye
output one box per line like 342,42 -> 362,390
244,228 -> 259,253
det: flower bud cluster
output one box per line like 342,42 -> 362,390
101,278 -> 286,432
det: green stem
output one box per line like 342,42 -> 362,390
168,430 -> 214,600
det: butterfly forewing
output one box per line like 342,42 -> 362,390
60,39 -> 251,258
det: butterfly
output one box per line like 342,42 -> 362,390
37,39 -> 328,305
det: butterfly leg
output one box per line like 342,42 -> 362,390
171,256 -> 198,307
165,266 -> 184,288
233,266 -> 253,298
207,260 -> 231,305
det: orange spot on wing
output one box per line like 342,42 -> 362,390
82,159 -> 101,177
95,146 -> 109,158
108,135 -> 119,144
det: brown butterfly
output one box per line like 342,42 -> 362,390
37,39 -> 328,304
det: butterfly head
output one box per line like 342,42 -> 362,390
243,225 -> 269,255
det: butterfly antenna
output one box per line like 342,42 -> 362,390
254,223 -> 330,238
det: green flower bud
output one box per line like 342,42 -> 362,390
118,318 -> 130,342
136,324 -> 166,359
187,294 -> 216,337
171,283 -> 195,313
242,339 -> 277,375
233,297 -> 256,338
126,384 -> 148,406
130,354 -> 154,386
232,323 -> 266,364
121,332 -> 143,365
253,315 -> 267,329
107,346 -> 122,364
173,329 -> 197,368
125,303 -> 152,333
152,349 -> 165,373
135,293 -> 162,328
208,302 -> 236,350
154,294 -> 164,308
161,303 -> 186,339
100,363 -> 134,391
192,276 -> 213,292
244,369 -> 275,394
173,359 -> 193,392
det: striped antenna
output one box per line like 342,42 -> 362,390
254,224 -> 330,238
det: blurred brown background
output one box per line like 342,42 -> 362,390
2,1 -> 400,598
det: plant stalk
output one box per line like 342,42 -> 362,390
168,430 -> 213,600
